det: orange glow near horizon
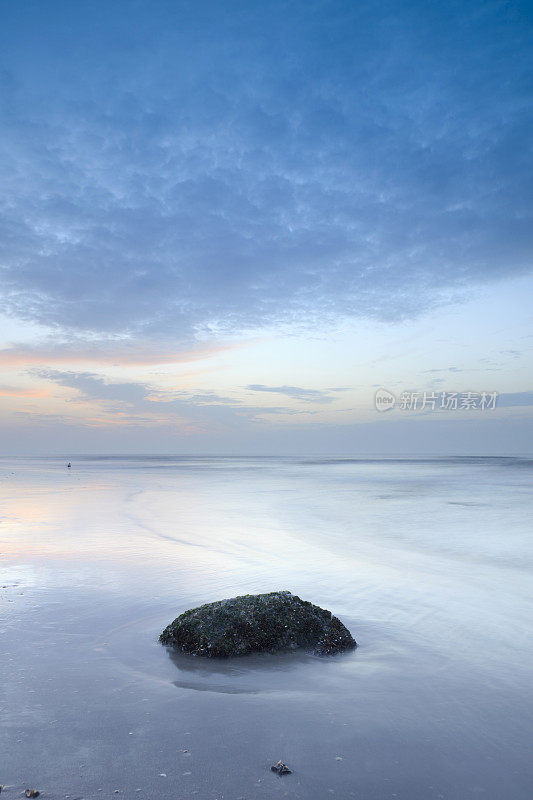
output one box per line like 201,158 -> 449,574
0,387 -> 50,398
0,339 -> 252,368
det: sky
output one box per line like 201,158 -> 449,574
0,0 -> 532,455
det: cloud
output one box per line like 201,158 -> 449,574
423,367 -> 463,374
0,385 -> 49,398
33,369 -> 311,429
0,340 -> 243,367
246,384 -> 335,403
35,370 -> 150,409
0,0 -> 531,342
498,391 -> 533,407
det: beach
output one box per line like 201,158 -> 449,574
1,455 -> 532,799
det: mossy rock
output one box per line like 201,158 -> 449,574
159,590 -> 356,657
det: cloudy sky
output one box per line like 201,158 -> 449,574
0,0 -> 532,454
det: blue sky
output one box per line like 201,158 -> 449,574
0,0 -> 532,454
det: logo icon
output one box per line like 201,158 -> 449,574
374,388 -> 396,412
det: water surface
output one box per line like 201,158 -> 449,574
1,456 -> 532,799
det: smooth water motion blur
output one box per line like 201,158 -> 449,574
1,456 -> 532,799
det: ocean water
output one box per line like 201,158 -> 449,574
1,455 -> 532,800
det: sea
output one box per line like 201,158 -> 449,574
1,455 -> 532,799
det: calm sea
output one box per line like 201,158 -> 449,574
1,456 -> 532,799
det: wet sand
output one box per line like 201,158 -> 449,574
1,456 -> 532,799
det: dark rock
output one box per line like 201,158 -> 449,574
159,590 -> 356,657
271,760 -> 292,775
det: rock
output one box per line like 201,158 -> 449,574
271,760 -> 292,775
159,590 -> 356,657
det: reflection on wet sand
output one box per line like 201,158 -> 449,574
1,455 -> 532,800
